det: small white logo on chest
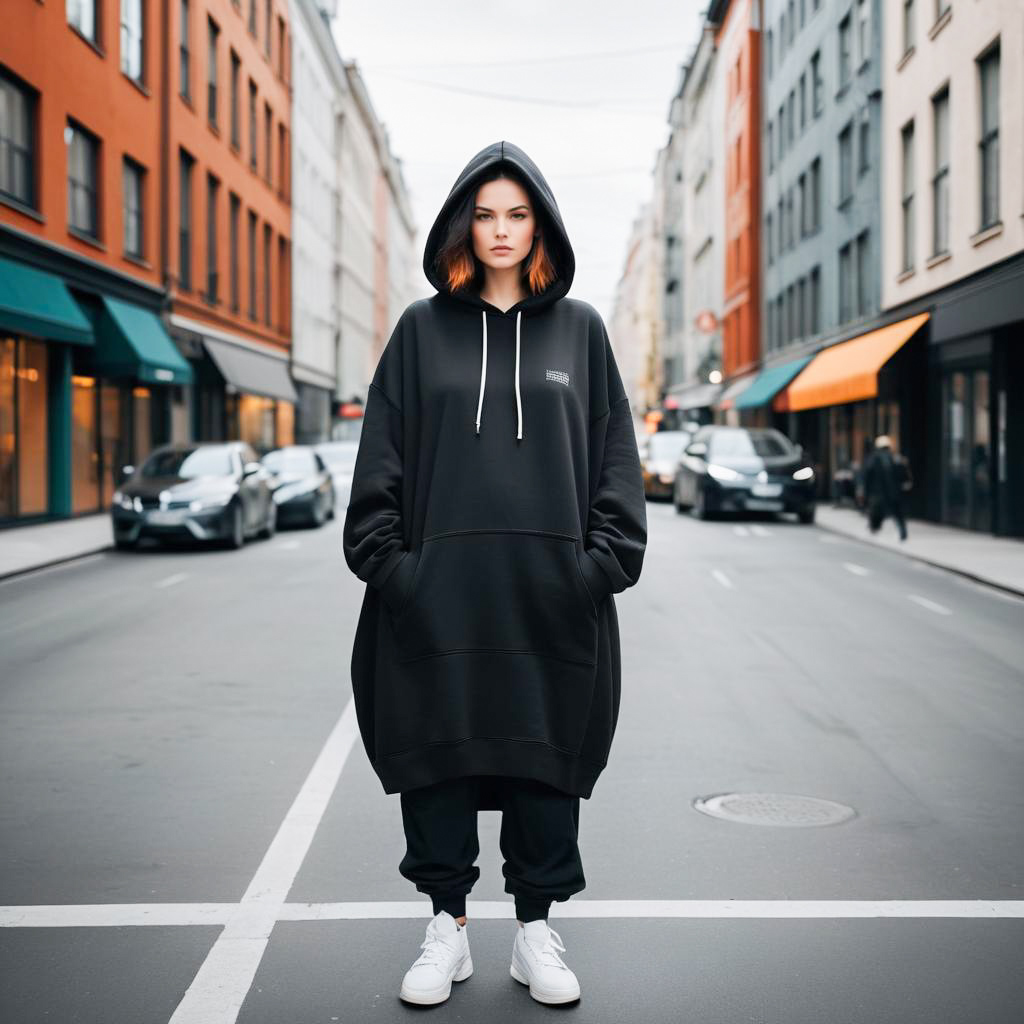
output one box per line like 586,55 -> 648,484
545,369 -> 570,386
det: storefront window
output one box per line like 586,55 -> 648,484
275,400 -> 294,447
0,338 -> 15,519
236,393 -> 276,452
17,339 -> 48,515
100,382 -> 127,507
133,386 -> 153,466
71,373 -> 99,514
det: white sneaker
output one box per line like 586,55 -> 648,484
399,910 -> 473,1005
510,919 -> 581,1004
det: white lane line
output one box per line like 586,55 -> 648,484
843,562 -> 871,577
711,569 -> 734,589
908,594 -> 953,616
750,525 -> 772,537
5,900 -> 1024,927
275,540 -> 301,551
733,526 -> 750,537
155,572 -> 188,589
166,701 -> 358,1024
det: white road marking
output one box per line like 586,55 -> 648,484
908,594 -> 953,616
155,572 -> 188,589
166,701 -> 360,1024
711,569 -> 734,589
4,900 -> 1023,927
733,526 -> 750,537
275,540 -> 301,551
750,525 -> 772,537
843,562 -> 871,576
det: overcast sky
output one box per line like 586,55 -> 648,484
330,1 -> 707,324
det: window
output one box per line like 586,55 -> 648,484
931,86 -> 949,254
856,0 -> 870,68
66,119 -> 99,238
277,16 -> 286,79
799,72 -> 807,131
786,187 -> 794,249
179,0 -> 190,100
787,89 -> 795,144
796,276 -> 805,339
809,265 -> 821,334
277,123 -> 286,197
935,0 -> 950,21
903,0 -> 914,56
766,29 -> 773,78
777,105 -> 785,159
230,50 -> 240,148
263,223 -> 272,325
178,148 -> 194,289
766,212 -> 773,265
122,157 -> 144,258
856,229 -> 870,315
247,210 -> 258,318
248,0 -> 256,35
838,121 -> 853,202
206,173 -> 219,302
264,102 -> 272,183
0,71 -> 37,209
248,80 -> 258,171
809,156 -> 821,231
229,192 -> 240,312
798,171 -> 807,236
777,197 -> 784,254
838,242 -> 852,322
978,42 -> 1000,230
264,0 -> 272,56
767,122 -> 774,172
858,107 -> 870,176
839,15 -> 852,87
207,18 -> 219,128
787,0 -> 795,43
901,121 -> 915,272
277,235 -> 287,331
67,0 -> 97,43
120,0 -> 144,82
811,50 -> 823,116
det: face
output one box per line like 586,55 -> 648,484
470,177 -> 538,272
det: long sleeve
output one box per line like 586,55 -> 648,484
342,311 -> 415,613
579,319 -> 648,606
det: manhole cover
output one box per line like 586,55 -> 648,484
693,792 -> 856,827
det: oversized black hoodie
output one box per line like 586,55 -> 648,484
343,140 -> 647,807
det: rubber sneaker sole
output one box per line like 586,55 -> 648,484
510,947 -> 581,1005
399,952 -> 473,1005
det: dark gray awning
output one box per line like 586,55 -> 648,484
203,337 -> 298,403
667,381 -> 722,410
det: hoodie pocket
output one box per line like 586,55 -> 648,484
391,529 -> 599,666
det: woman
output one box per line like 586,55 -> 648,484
342,140 -> 647,1007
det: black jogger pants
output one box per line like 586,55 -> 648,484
398,774 -> 586,923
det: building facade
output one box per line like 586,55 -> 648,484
880,0 -> 1024,536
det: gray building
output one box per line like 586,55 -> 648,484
757,0 -> 882,404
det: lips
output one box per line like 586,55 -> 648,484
491,247 -> 512,253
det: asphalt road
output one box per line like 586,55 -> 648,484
1,501 -> 1022,1023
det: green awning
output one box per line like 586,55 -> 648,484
734,355 -> 814,409
92,295 -> 193,385
0,256 -> 94,345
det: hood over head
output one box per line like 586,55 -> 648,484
421,141 -> 576,442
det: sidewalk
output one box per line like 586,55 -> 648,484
814,504 -> 1024,597
0,514 -> 113,580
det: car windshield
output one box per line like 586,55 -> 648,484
649,432 -> 691,459
708,430 -> 794,459
263,448 -> 316,474
315,444 -> 358,469
140,446 -> 234,478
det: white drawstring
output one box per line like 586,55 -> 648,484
476,308 -> 525,440
514,310 -> 523,440
475,309 -> 487,434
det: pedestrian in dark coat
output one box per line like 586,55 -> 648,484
864,434 -> 911,540
341,141 -> 647,1006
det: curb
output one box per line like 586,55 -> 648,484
0,543 -> 114,584
813,516 -> 1024,601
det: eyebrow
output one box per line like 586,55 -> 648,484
474,204 -> 530,213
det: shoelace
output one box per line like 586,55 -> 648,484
413,923 -> 459,972
522,925 -> 569,970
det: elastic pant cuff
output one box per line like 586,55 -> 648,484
431,893 -> 467,919
514,897 -> 551,923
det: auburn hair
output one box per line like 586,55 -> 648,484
434,167 -> 558,296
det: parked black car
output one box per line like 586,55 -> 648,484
313,440 -> 359,508
262,445 -> 335,528
640,429 -> 694,500
673,426 -> 817,523
111,441 -> 277,550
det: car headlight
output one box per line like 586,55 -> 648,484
112,490 -> 135,511
707,463 -> 742,482
792,466 -> 815,481
189,492 -> 235,511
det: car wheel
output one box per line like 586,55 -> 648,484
225,503 -> 245,549
694,486 -> 711,521
673,481 -> 688,514
797,504 -> 816,524
311,498 -> 327,528
260,501 -> 277,539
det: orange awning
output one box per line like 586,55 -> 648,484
775,312 -> 930,412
